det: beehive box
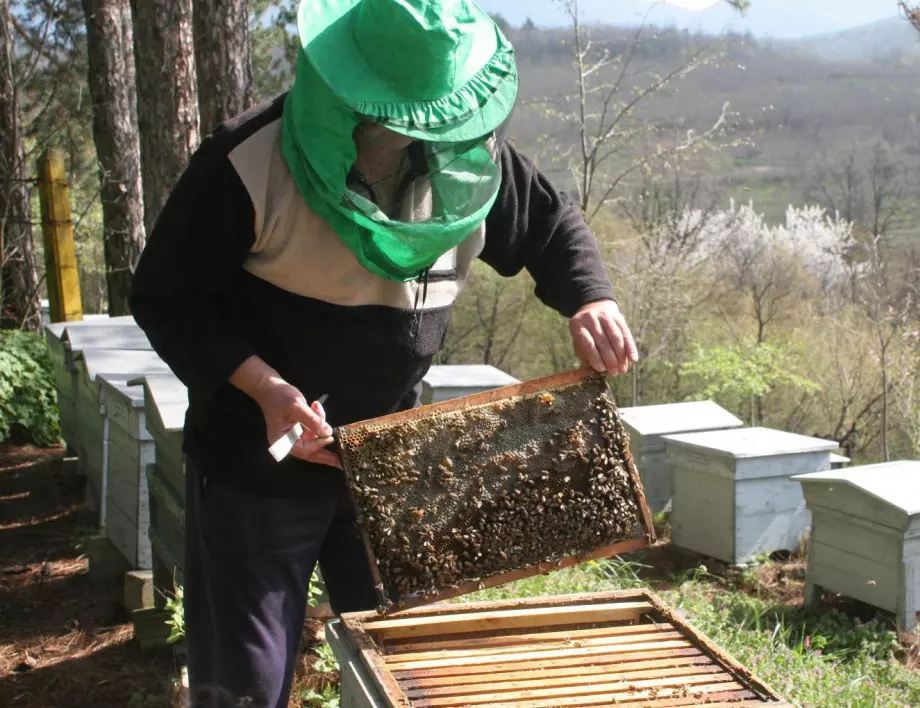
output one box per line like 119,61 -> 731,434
44,316 -> 137,451
420,365 -> 520,404
131,373 -> 189,610
663,427 -> 838,565
146,462 -> 185,609
72,349 -> 171,512
327,589 -> 794,707
131,373 -> 189,502
44,322 -> 76,450
793,461 -> 920,633
96,374 -> 154,569
335,369 -> 655,612
619,401 -> 744,514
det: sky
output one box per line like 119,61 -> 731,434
653,0 -> 721,9
476,0 -> 901,39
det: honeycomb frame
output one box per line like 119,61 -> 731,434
334,368 -> 656,613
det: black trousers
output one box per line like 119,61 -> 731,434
183,458 -> 378,708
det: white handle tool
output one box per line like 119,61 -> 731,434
268,394 -> 329,463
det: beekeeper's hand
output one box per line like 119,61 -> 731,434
230,356 -> 342,468
570,300 -> 639,376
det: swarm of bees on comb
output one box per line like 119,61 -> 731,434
336,372 -> 644,605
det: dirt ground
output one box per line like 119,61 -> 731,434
0,444 -> 179,707
0,444 -> 338,708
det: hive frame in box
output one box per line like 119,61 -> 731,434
334,589 -> 796,708
334,367 -> 656,614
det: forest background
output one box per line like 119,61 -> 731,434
2,0 -> 920,467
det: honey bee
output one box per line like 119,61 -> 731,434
539,393 -> 556,406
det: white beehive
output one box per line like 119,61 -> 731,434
97,374 -> 153,569
420,365 -> 519,404
72,349 -> 171,511
793,461 -> 920,633
663,427 -> 838,565
44,322 -> 75,450
132,373 -> 189,609
619,401 -> 744,514
132,373 -> 189,502
44,316 -> 138,451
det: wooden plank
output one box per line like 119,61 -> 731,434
535,697 -> 766,708
808,561 -> 897,613
812,512 -> 901,565
386,629 -> 685,663
386,621 -> 676,654
402,663 -> 724,699
365,601 -> 653,640
413,671 -> 737,707
420,681 -> 752,708
399,654 -> 713,691
340,368 -> 594,432
809,540 -> 897,600
386,638 -> 694,672
105,499 -> 139,566
393,647 -> 704,682
641,591 -> 785,703
347,588 -> 650,623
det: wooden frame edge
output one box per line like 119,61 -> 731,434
642,590 -> 798,707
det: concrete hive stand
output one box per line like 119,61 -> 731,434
96,374 -> 154,571
663,427 -> 839,565
619,400 -> 744,514
72,349 -> 171,512
420,364 -> 519,404
793,460 -> 920,633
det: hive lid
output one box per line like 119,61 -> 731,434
128,373 -> 189,433
334,368 -> 655,614
64,321 -> 151,353
97,373 -> 145,408
619,400 -> 743,437
422,364 -> 520,389
47,315 -> 129,341
44,322 -> 68,341
75,348 -> 171,382
662,426 -> 838,459
793,460 -> 920,516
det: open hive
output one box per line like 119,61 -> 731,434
335,369 -> 655,611
328,589 -> 794,707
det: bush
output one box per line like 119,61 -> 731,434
0,329 -> 61,446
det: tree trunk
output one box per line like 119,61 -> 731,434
130,0 -> 199,235
193,0 -> 253,135
82,0 -> 146,316
0,0 -> 40,332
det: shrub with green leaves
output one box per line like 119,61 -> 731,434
0,329 -> 61,446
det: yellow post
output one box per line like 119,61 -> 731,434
37,150 -> 83,322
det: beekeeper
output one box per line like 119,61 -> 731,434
129,0 -> 638,705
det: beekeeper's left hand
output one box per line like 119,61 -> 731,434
569,300 -> 639,376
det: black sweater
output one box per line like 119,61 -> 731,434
129,94 -> 615,496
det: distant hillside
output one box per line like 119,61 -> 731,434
476,0 -> 898,40
491,21 -> 920,226
786,17 -> 920,64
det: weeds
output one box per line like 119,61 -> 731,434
164,585 -> 185,645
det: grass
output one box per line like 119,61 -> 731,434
451,553 -> 920,708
